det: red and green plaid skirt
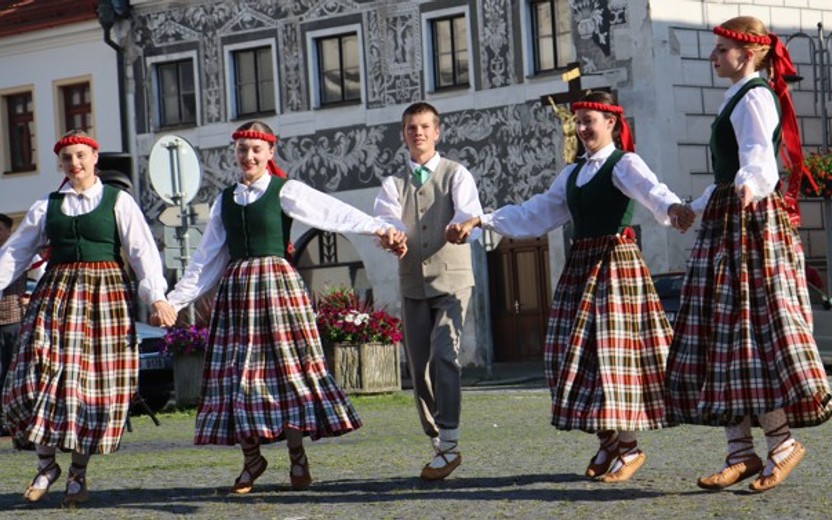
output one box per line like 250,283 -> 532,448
665,185 -> 832,427
546,234 -> 673,432
194,256 -> 361,445
2,261 -> 136,454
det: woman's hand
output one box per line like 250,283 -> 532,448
737,184 -> 756,209
668,203 -> 695,233
376,228 -> 408,258
150,300 -> 178,328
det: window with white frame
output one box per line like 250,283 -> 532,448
431,14 -> 469,89
232,45 -> 276,117
59,81 -> 93,134
315,32 -> 361,106
4,91 -> 36,173
526,0 -> 574,74
155,58 -> 197,127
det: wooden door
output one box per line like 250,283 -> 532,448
488,237 -> 552,362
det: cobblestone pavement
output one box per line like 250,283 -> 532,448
0,377 -> 830,520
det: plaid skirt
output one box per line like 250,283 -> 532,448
546,235 -> 673,432
2,261 -> 136,454
194,256 -> 361,445
665,185 -> 832,427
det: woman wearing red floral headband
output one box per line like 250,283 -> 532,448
155,121 -> 403,494
0,129 -> 175,506
448,91 -> 693,482
664,16 -> 832,493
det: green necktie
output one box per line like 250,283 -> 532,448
413,165 -> 430,185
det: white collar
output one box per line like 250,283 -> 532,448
59,177 -> 103,198
724,72 -> 762,101
234,172 -> 272,195
409,152 -> 441,172
581,142 -> 618,163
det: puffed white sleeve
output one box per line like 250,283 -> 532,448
480,165 -> 573,238
114,192 -> 168,304
281,179 -> 387,235
612,153 -> 683,226
0,197 -> 49,294
166,197 -> 230,312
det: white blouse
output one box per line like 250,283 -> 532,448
374,152 -> 484,242
689,72 -> 780,214
480,142 -> 681,238
0,178 -> 168,304
167,175 -> 388,311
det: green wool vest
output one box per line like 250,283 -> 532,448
46,184 -> 122,264
710,77 -> 781,184
566,149 -> 633,239
221,176 -> 292,260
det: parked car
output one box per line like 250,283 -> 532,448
652,272 -> 832,366
136,321 -> 174,411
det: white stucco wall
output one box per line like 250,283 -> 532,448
0,20 -> 121,217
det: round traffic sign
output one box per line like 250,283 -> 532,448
148,135 -> 202,205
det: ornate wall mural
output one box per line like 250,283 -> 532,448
130,1 -> 570,215
138,100 -> 563,216
568,0 -> 627,73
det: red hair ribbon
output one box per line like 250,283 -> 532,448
571,101 -> 635,153
714,26 -> 818,226
231,129 -> 287,179
53,136 -> 99,155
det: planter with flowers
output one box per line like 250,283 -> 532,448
161,325 -> 209,407
801,152 -> 832,199
316,287 -> 403,394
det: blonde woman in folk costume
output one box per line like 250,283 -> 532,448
154,121 -> 404,494
0,130 -> 175,506
664,16 -> 832,492
448,91 -> 693,482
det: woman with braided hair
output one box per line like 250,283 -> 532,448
0,129 -> 175,506
447,92 -> 693,482
664,16 -> 832,493
155,121 -> 403,494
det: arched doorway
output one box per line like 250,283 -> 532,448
293,229 -> 372,303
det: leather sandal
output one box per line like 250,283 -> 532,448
748,440 -> 805,492
24,460 -> 62,503
599,441 -> 645,483
586,430 -> 618,478
289,446 -> 312,491
697,436 -> 763,490
230,454 -> 268,494
62,463 -> 89,508
420,442 -> 462,481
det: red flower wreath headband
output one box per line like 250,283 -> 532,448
570,101 -> 634,153
53,135 -> 99,155
714,24 -> 817,227
231,129 -> 287,179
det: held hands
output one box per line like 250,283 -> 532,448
668,203 -> 695,233
376,228 -> 408,259
445,217 -> 481,245
150,300 -> 178,328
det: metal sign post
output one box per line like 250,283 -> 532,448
149,135 -> 203,324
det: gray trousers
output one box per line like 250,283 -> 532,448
402,287 -> 472,438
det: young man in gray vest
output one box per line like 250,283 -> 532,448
374,102 -> 483,481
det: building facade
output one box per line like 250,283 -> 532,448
2,1 -> 832,366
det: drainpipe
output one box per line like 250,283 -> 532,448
98,2 -> 131,171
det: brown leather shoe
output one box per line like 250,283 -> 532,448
420,451 -> 462,481
599,451 -> 645,483
24,461 -> 62,503
586,431 -> 618,478
230,455 -> 268,495
289,446 -> 313,491
61,465 -> 89,508
697,454 -> 763,490
748,441 -> 805,492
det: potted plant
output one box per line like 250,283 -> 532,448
161,324 -> 209,407
315,287 -> 403,394
801,152 -> 832,198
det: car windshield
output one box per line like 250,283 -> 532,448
652,275 -> 683,298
